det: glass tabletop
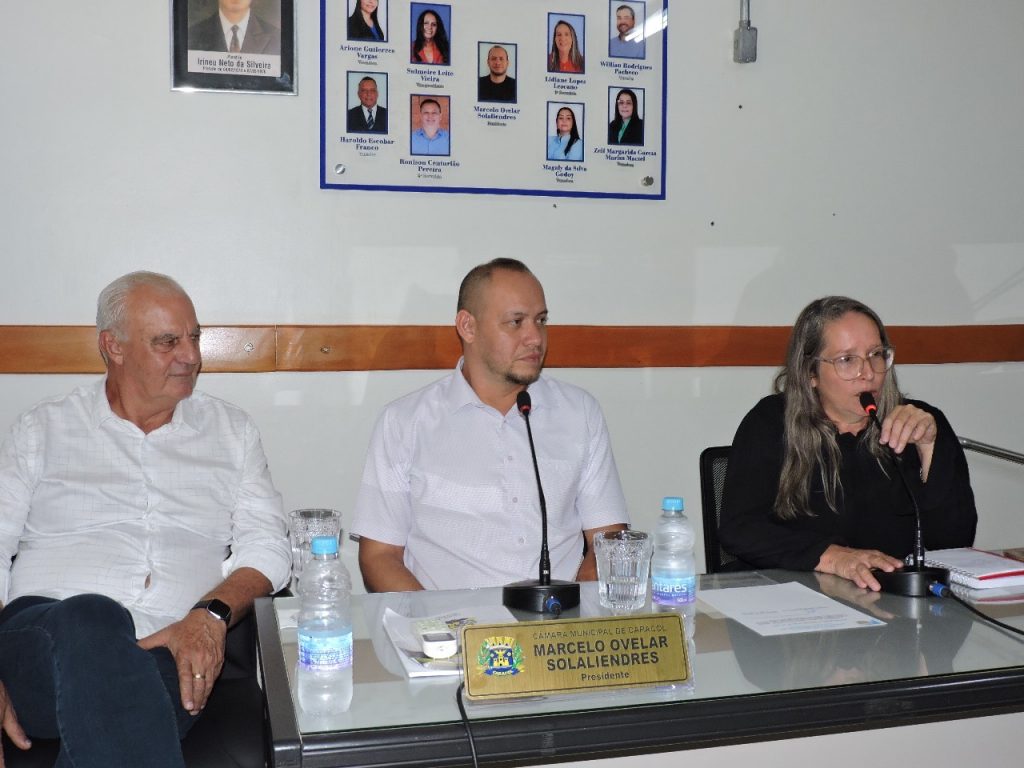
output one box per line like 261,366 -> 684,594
262,569 -> 1024,737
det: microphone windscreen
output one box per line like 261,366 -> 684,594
858,391 -> 878,415
516,390 -> 532,414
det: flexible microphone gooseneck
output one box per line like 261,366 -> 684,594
517,391 -> 552,586
501,390 -> 581,614
859,392 -> 948,597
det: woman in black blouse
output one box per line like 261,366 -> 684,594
718,296 -> 976,591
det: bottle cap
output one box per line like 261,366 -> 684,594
661,496 -> 684,512
310,535 -> 339,556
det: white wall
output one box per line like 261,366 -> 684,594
2,2 -> 1023,587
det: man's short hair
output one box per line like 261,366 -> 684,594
616,5 -> 635,21
457,258 -> 533,314
419,98 -> 441,112
97,271 -> 190,340
359,76 -> 377,87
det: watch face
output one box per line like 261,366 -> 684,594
197,599 -> 231,623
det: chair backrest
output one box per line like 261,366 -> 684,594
699,445 -> 735,574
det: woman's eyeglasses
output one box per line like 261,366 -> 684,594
815,347 -> 895,381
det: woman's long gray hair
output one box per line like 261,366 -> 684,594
772,296 -> 902,520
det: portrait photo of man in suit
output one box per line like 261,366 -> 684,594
347,75 -> 389,133
188,0 -> 281,55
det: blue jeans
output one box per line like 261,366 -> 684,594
0,594 -> 197,768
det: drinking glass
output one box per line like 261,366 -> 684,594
594,530 -> 652,613
289,509 -> 342,587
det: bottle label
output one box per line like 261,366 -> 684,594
298,630 -> 353,671
651,575 -> 696,606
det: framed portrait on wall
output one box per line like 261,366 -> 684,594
321,0 -> 669,199
171,0 -> 296,94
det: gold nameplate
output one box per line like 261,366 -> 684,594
461,613 -> 690,700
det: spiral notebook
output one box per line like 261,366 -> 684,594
924,548 -> 1024,589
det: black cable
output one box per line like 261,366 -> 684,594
455,682 -> 480,768
945,591 -> 1024,639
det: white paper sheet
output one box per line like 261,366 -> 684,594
699,582 -> 886,636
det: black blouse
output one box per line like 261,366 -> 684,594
718,394 -> 977,571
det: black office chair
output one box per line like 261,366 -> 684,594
699,445 -> 739,574
2,611 -> 267,768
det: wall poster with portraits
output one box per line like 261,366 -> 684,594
321,0 -> 667,199
171,0 -> 296,94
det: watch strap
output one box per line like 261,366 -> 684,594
191,598 -> 232,624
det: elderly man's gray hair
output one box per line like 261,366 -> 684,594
96,271 -> 190,340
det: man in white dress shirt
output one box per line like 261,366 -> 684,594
351,258 -> 629,592
0,271 -> 290,768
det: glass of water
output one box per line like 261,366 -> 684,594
595,530 -> 652,614
289,509 -> 342,587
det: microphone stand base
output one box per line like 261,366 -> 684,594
502,580 -> 580,614
872,566 -> 949,597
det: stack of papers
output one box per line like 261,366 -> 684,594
950,583 -> 1024,605
382,605 -> 516,678
924,548 -> 1024,589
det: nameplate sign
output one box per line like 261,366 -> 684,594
461,613 -> 689,701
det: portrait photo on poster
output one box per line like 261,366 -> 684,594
410,94 -> 451,156
348,0 -> 387,42
410,3 -> 452,66
607,86 -> 644,146
348,72 -> 389,133
546,102 -> 584,162
477,42 -> 517,104
547,13 -> 585,74
172,0 -> 295,94
609,0 -> 646,59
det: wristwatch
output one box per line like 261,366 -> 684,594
192,598 -> 232,625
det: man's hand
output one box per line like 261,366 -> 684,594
138,610 -> 227,715
0,680 -> 31,767
816,544 -> 904,592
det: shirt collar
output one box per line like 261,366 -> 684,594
220,10 -> 251,42
445,358 -> 481,413
444,358 -> 545,416
90,377 -> 199,435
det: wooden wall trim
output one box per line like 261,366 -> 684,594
0,324 -> 1021,374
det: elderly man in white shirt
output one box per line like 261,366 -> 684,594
0,271 -> 290,768
352,258 -> 629,593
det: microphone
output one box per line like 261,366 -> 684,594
502,390 -> 581,614
858,392 -> 948,597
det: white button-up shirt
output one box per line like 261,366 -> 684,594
0,379 -> 290,637
351,362 -> 629,589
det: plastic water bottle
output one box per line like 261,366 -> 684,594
650,496 -> 697,634
296,535 -> 353,714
